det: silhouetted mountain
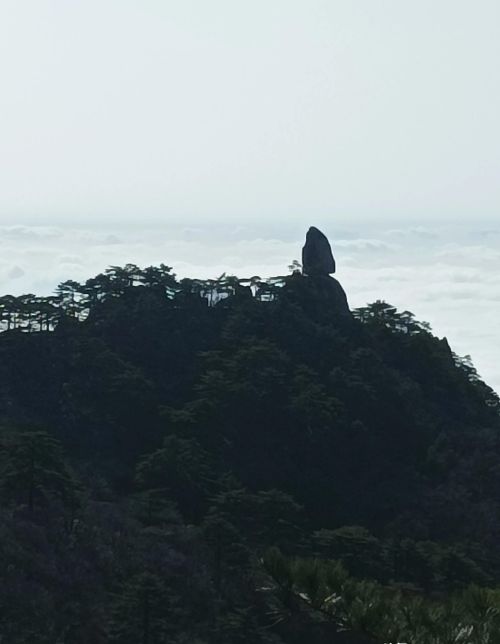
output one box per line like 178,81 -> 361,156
1,262 -> 499,643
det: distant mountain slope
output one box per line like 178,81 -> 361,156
1,266 -> 500,643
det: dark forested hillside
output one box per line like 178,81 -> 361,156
1,262 -> 500,643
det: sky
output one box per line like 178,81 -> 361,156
0,2 -> 499,389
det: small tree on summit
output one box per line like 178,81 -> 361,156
288,259 -> 302,274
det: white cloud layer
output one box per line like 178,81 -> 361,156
1,221 -> 500,394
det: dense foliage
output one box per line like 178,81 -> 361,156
1,264 -> 500,643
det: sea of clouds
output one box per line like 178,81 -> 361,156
1,221 -> 499,393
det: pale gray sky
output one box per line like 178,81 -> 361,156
1,3 -> 500,391
1,0 -> 499,223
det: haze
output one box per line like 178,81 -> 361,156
0,0 -> 499,223
1,2 -> 500,391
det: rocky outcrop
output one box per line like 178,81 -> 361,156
315,275 -> 351,319
302,226 -> 336,276
292,226 -> 351,321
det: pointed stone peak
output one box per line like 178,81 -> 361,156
302,226 -> 336,276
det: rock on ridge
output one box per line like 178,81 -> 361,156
302,226 -> 336,276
